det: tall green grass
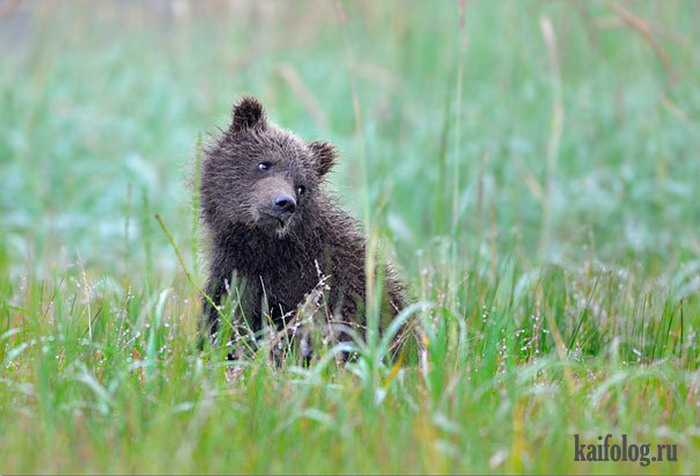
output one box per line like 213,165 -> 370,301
1,1 -> 699,473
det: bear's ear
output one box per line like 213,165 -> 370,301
230,96 -> 267,132
308,140 -> 337,177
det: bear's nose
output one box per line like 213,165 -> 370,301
274,194 -> 296,218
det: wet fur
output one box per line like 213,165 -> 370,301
199,96 -> 406,352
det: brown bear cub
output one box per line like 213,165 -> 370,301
199,96 -> 406,359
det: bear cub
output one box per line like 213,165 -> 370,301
199,96 -> 406,357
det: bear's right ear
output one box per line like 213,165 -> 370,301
230,96 -> 267,132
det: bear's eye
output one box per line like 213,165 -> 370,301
296,185 -> 306,196
257,162 -> 271,171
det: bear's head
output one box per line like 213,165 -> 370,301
201,96 -> 337,238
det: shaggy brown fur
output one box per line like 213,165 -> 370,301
199,96 -> 406,354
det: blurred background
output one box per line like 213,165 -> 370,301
1,3 -> 699,472
1,0 -> 698,285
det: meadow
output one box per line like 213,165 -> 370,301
1,1 -> 699,473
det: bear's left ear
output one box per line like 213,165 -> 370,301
230,96 -> 267,132
308,140 -> 337,177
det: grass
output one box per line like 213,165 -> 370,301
1,0 -> 699,473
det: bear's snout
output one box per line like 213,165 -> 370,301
273,194 -> 296,220
252,176 -> 297,228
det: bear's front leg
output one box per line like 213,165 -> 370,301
199,268 -> 231,348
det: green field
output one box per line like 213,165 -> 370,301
1,1 -> 699,474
